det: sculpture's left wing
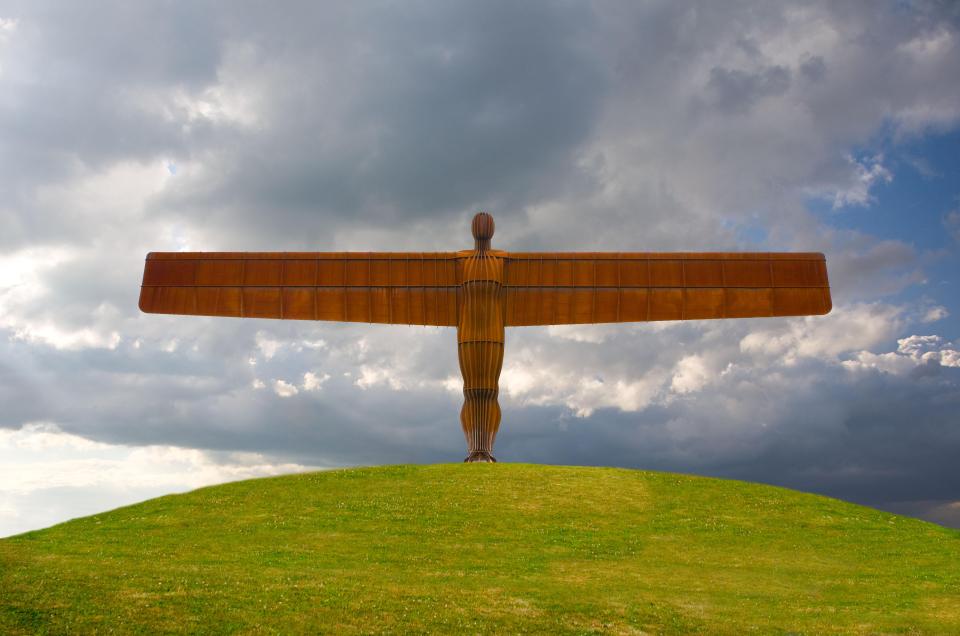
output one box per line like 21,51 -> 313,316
503,252 -> 831,326
139,252 -> 460,326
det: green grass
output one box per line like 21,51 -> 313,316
1,464 -> 958,634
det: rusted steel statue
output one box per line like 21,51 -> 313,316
140,212 -> 831,462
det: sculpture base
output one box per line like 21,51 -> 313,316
464,451 -> 497,463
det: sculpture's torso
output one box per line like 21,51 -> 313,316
456,248 -> 505,462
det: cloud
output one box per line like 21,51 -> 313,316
825,236 -> 925,301
0,422 -> 321,537
302,371 -> 330,392
706,64 -> 792,114
831,154 -> 893,209
739,303 -> 904,363
256,331 -> 283,360
843,334 -> 960,374
922,305 -> 949,323
272,379 -> 299,398
501,357 -> 667,418
670,355 -> 711,395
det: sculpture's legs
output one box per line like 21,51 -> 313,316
458,338 -> 504,462
457,254 -> 504,462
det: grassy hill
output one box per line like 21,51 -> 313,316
1,464 -> 958,634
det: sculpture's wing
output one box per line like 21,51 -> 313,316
139,252 -> 459,326
503,252 -> 831,326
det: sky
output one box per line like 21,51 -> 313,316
0,0 -> 958,537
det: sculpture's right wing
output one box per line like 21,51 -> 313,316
503,252 -> 831,326
139,252 -> 459,326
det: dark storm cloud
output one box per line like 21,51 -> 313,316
157,1 -> 605,245
0,3 -> 221,152
1,0 -> 606,251
0,1 -> 227,249
706,65 -> 791,114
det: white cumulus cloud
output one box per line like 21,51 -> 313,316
302,371 -> 330,391
843,334 -> 960,374
0,423 -> 321,537
273,379 -> 299,398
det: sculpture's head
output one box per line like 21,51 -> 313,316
472,211 -> 495,251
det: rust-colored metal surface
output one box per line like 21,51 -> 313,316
503,252 -> 831,324
139,252 -> 460,325
140,212 -> 831,461
457,212 -> 504,462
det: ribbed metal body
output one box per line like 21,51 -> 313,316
139,211 -> 833,462
457,241 -> 504,463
